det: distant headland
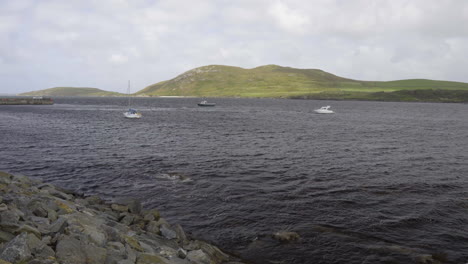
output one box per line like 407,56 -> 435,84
18,65 -> 468,103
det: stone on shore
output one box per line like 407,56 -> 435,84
272,230 -> 300,242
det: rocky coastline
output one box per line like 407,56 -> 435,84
0,171 -> 247,264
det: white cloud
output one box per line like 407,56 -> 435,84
268,1 -> 310,34
109,54 -> 128,65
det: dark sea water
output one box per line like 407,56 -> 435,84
1,97 -> 467,263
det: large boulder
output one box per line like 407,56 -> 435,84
55,235 -> 86,264
112,198 -> 142,215
0,233 -> 32,263
160,225 -> 177,240
186,249 -> 211,264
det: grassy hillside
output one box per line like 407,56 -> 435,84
19,87 -> 124,97
291,89 -> 468,103
137,65 -> 468,102
18,65 -> 468,102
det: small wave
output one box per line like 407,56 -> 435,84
153,173 -> 192,182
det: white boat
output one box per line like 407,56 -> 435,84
123,81 -> 142,118
124,108 -> 142,118
314,105 -> 334,114
198,100 -> 216,107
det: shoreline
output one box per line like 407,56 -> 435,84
0,171 -> 247,264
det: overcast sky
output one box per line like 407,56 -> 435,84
1,0 -> 468,94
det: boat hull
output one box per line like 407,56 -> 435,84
123,112 -> 142,118
198,103 -> 216,107
314,110 -> 334,114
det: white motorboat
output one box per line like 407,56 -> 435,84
314,105 -> 334,114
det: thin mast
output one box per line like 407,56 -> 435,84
127,80 -> 131,108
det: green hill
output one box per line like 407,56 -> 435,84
18,65 -> 468,102
136,65 -> 468,102
19,87 -> 124,97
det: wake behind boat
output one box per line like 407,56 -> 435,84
198,100 -> 216,107
314,105 -> 334,114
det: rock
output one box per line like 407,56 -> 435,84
47,208 -> 58,221
113,198 -> 142,215
136,253 -> 170,264
45,200 -> 60,212
107,241 -> 126,253
156,246 -> 178,259
160,225 -> 177,240
102,225 -> 125,244
29,200 -> 48,218
84,195 -> 103,205
120,213 -> 135,226
37,183 -> 56,190
48,217 -> 68,235
0,233 -> 32,263
49,189 -> 73,200
83,225 -> 108,247
145,221 -> 160,235
0,171 -> 13,184
104,242 -> 126,264
155,218 -> 170,228
83,244 -> 108,264
186,249 -> 211,264
0,203 -> 7,212
173,224 -> 188,244
198,241 -> 230,263
55,200 -> 75,215
112,204 -> 129,213
143,209 -> 160,222
128,199 -> 142,215
55,235 -> 86,264
272,231 -> 300,242
28,215 -> 51,227
177,248 -> 187,259
15,224 -> 42,239
117,260 -> 135,264
41,235 -> 52,245
0,210 -> 20,226
125,243 -> 137,263
27,259 -> 58,264
12,173 -> 31,184
124,235 -> 144,252
26,233 -> 55,259
139,240 -> 157,254
0,230 -> 15,243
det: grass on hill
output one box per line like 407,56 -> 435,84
136,65 -> 468,102
18,65 -> 468,103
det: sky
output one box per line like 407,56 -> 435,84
1,0 -> 468,94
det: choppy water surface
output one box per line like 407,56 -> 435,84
1,97 -> 467,263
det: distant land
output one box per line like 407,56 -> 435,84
19,87 -> 124,97
19,65 -> 468,102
